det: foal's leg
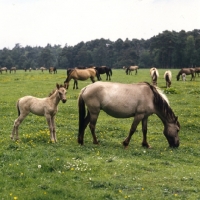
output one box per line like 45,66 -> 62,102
11,113 -> 28,140
123,115 -> 143,147
45,114 -> 54,142
51,116 -> 57,142
141,117 -> 151,148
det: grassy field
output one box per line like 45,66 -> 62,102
0,69 -> 200,200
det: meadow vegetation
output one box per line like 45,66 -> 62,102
0,69 -> 200,199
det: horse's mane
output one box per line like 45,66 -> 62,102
145,82 -> 176,122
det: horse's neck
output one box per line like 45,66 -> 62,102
49,90 -> 60,105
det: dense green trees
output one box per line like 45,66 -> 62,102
1,29 -> 200,69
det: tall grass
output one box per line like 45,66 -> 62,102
0,69 -> 200,199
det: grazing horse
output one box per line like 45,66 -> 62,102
164,70 -> 172,88
0,67 -> 7,74
64,68 -> 99,89
11,83 -> 67,142
49,67 -> 57,74
150,67 -> 159,86
126,66 -> 139,75
176,68 -> 195,81
40,67 -> 47,72
194,67 -> 200,77
95,66 -> 112,80
78,82 -> 180,148
10,67 -> 17,73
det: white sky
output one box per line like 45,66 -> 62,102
0,0 -> 200,49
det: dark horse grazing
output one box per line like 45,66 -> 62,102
126,66 -> 139,75
78,82 -> 180,148
95,66 -> 112,80
64,68 -> 99,89
49,67 -> 57,74
176,68 -> 195,81
11,83 -> 67,142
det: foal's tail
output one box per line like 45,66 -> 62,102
17,100 -> 20,116
78,92 -> 86,144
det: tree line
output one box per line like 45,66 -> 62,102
1,29 -> 200,69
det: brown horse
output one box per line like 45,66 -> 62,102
0,67 -> 7,74
11,83 -> 67,142
164,70 -> 172,88
176,68 -> 195,81
194,67 -> 200,77
10,67 -> 17,73
150,67 -> 159,86
126,66 -> 139,75
64,68 -> 98,89
78,81 -> 180,148
49,67 -> 57,74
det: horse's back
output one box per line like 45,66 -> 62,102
81,82 -> 155,118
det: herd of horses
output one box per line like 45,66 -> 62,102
8,64 -> 200,149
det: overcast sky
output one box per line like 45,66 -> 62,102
0,0 -> 199,49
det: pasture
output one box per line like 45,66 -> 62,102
0,69 -> 200,199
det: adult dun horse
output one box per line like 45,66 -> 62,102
164,70 -> 172,88
176,68 -> 195,81
64,68 -> 99,89
11,83 -> 67,142
95,66 -> 112,80
78,81 -> 180,148
126,66 -> 139,75
150,67 -> 159,86
10,67 -> 17,73
49,67 -> 57,74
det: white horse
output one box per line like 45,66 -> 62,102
164,70 -> 172,88
150,67 -> 159,86
11,83 -> 67,142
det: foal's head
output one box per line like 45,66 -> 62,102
56,83 -> 67,103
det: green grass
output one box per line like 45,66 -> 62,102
0,69 -> 200,199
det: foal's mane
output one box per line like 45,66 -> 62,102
145,82 -> 176,121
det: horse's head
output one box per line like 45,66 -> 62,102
163,117 -> 180,147
56,83 -> 67,103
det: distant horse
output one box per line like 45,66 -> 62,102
150,67 -> 159,86
164,70 -> 172,88
126,66 -> 139,75
78,82 -> 180,148
10,67 -> 17,73
176,68 -> 195,81
194,67 -> 200,77
11,83 -> 67,142
0,67 -> 7,74
49,67 -> 57,74
64,68 -> 99,89
40,67 -> 47,72
95,66 -> 112,80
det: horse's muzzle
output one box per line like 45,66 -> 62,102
62,99 -> 67,103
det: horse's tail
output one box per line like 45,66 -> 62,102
78,91 -> 86,144
17,100 -> 20,116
